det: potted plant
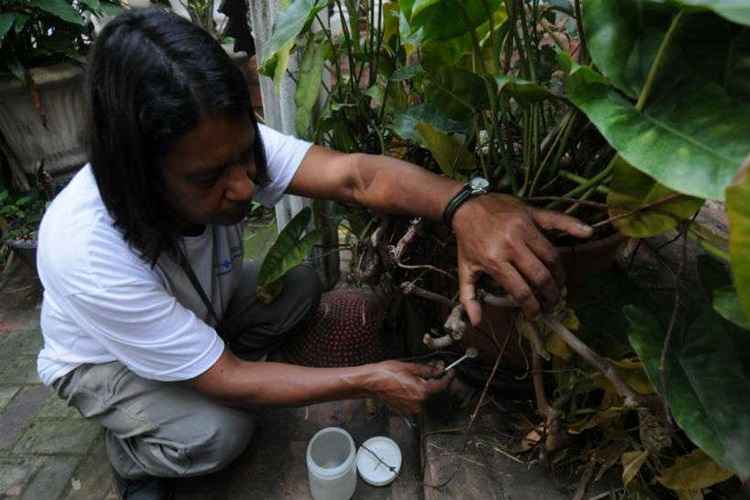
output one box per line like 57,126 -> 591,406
0,163 -> 58,273
0,0 -> 122,190
262,0 -> 750,495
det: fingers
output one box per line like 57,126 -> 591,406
489,262 -> 541,318
422,370 -> 454,394
407,362 -> 443,379
531,208 -> 593,239
525,229 -> 565,286
458,254 -> 483,327
513,242 -> 560,310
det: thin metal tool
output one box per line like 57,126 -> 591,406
443,347 -> 479,373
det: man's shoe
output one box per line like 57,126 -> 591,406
112,468 -> 174,500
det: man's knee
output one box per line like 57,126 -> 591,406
190,406 -> 255,474
285,264 -> 323,318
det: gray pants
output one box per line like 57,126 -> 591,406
53,263 -> 322,479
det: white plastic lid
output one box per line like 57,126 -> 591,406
356,436 -> 402,487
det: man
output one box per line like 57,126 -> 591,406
36,8 -> 592,499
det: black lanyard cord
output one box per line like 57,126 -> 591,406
175,243 -> 223,331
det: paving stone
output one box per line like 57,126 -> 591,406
0,328 -> 43,357
61,435 -> 116,500
0,385 -> 50,450
389,416 -> 423,500
0,457 -> 37,497
13,417 -> 102,455
422,406 -> 567,500
61,437 -> 115,500
0,386 -> 21,412
20,456 -> 80,500
37,394 -> 81,420
0,356 -> 41,385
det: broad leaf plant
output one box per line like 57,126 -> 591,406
262,0 -> 750,494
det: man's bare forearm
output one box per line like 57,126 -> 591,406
194,351 -> 378,408
348,153 -> 464,221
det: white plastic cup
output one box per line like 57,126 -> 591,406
306,427 -> 357,500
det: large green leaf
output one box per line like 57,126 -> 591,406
257,207 -> 321,303
566,65 -> 750,200
665,0 -> 750,26
408,0 -> 503,42
31,0 -> 85,25
606,156 -> 703,237
697,254 -> 750,330
79,0 -> 101,11
713,287 -> 750,330
626,305 -> 750,480
260,0 -> 326,85
582,0 -> 750,178
415,123 -> 476,178
584,2 -> 750,99
726,157 -> 750,319
390,103 -> 469,142
495,75 -> 555,104
294,35 -> 328,140
424,66 -> 489,121
584,0 -> 673,98
0,14 -> 15,43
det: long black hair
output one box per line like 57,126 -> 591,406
86,7 -> 267,265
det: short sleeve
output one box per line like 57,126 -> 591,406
61,281 -> 225,382
254,124 -> 313,207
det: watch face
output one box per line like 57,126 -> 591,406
470,177 -> 490,191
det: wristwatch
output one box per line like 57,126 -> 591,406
442,176 -> 490,228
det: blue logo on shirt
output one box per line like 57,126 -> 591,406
215,246 -> 243,277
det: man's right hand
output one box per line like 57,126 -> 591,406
366,360 -> 454,415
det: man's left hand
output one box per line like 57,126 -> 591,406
452,193 -> 593,324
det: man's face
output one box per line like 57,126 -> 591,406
161,114 -> 258,233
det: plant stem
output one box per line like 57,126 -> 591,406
527,196 -> 609,209
480,0 -> 500,74
573,0 -> 588,64
636,11 -> 684,112
458,4 -> 487,74
542,316 -> 644,408
529,110 -> 576,196
549,163 -> 614,208
590,193 -> 682,229
315,13 -> 343,87
372,0 -> 385,85
517,0 -> 537,81
334,0 -> 358,93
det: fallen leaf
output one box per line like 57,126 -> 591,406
622,449 -> 649,486
657,449 -> 735,491
677,490 -> 703,500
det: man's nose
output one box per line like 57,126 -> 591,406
224,164 -> 255,202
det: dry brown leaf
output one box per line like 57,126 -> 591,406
592,358 -> 655,395
622,449 -> 649,486
677,490 -> 703,500
657,449 -> 735,491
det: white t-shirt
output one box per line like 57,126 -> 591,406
36,124 -> 312,385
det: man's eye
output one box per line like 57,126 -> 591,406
239,147 -> 253,163
193,174 -> 220,186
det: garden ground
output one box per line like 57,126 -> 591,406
0,205 -> 729,499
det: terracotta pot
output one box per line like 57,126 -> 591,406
459,232 -> 627,369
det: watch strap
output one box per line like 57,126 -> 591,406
443,185 -> 474,228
